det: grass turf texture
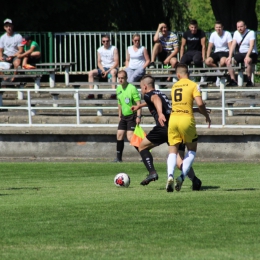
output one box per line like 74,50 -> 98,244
0,162 -> 259,260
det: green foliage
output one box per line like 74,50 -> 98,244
188,0 -> 215,32
0,162 -> 260,259
162,0 -> 191,31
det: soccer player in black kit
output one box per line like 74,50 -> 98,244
131,74 -> 202,192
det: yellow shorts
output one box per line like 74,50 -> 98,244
168,116 -> 198,145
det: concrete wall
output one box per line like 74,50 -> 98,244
0,127 -> 260,161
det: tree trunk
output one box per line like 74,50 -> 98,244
210,0 -> 257,31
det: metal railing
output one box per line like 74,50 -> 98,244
52,31 -> 260,74
53,31 -> 156,73
0,88 -> 260,128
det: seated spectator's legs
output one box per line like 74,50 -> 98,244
22,56 -> 28,67
125,67 -> 145,83
88,69 -> 99,89
23,52 -> 41,67
169,57 -> 178,68
30,51 -> 41,60
151,43 -> 163,63
245,53 -> 258,80
28,56 -> 41,66
12,57 -> 22,81
180,51 -> 194,65
192,51 -> 203,67
110,68 -> 118,89
205,52 -> 220,67
205,56 -> 214,67
12,57 -> 21,69
159,51 -> 178,81
226,58 -> 237,85
233,53 -> 258,85
218,52 -> 229,67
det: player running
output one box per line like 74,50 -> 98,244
167,63 -> 211,192
131,74 -> 206,191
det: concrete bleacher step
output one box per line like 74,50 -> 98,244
0,112 -> 259,126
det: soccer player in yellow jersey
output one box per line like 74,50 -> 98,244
167,63 -> 211,192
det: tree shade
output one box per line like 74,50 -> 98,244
0,0 -> 190,32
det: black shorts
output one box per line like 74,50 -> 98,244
178,142 -> 185,151
146,124 -> 187,150
158,50 -> 177,63
146,125 -> 168,146
210,52 -> 229,64
28,56 -> 41,65
234,53 -> 258,64
180,50 -> 203,67
118,114 -> 136,131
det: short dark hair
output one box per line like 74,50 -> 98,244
101,34 -> 110,40
176,63 -> 189,74
215,20 -> 223,26
23,35 -> 32,41
189,19 -> 198,25
140,74 -> 155,87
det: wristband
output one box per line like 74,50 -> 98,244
137,115 -> 142,119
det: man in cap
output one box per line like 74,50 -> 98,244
0,18 -> 23,72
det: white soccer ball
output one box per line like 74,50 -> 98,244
114,173 -> 130,188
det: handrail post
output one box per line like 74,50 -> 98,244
75,90 -> 80,125
48,32 -> 53,63
27,90 -> 32,125
221,88 -> 226,127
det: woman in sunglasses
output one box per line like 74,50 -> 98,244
124,34 -> 150,83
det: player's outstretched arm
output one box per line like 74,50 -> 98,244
131,102 -> 147,112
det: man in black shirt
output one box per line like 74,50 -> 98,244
131,74 -> 202,192
180,20 -> 206,82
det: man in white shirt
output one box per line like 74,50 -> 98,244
226,20 -> 258,87
87,34 -> 119,98
0,18 -> 23,71
205,21 -> 232,86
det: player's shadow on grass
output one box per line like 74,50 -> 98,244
5,187 -> 41,191
224,188 -> 257,191
201,186 -> 220,191
158,185 -> 220,191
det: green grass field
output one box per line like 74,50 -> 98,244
0,162 -> 259,260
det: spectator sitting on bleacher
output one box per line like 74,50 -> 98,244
226,20 -> 258,87
0,18 -> 23,75
149,22 -> 179,82
17,35 -> 41,69
124,33 -> 150,83
205,21 -> 232,87
180,19 -> 206,82
87,34 -> 119,99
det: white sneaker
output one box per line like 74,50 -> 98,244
175,176 -> 183,192
166,176 -> 174,192
216,77 -> 220,87
200,76 -> 207,83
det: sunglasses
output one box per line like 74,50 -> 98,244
133,39 -> 140,42
102,40 -> 110,43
